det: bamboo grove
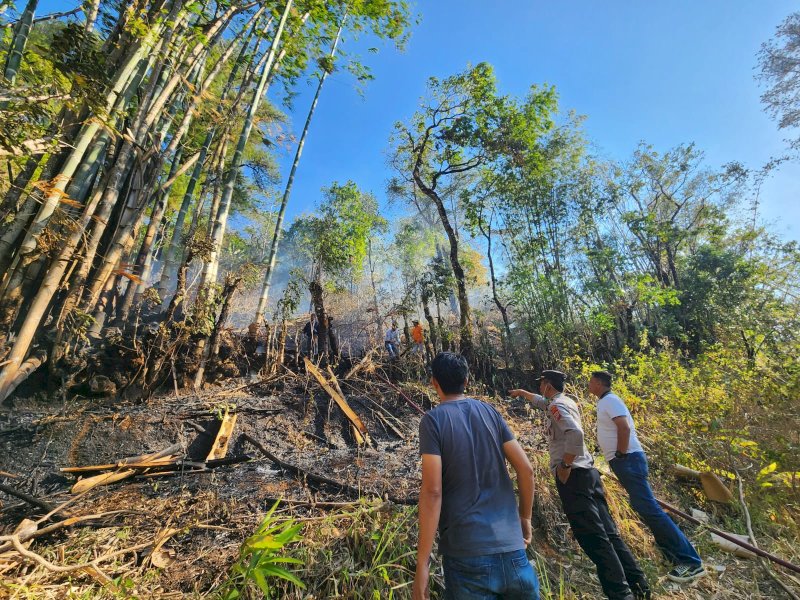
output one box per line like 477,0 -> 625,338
0,0 -> 410,402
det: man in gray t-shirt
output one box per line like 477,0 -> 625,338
413,352 -> 539,600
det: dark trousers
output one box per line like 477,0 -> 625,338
555,468 -> 648,600
610,452 -> 702,567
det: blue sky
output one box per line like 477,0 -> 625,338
270,0 -> 800,241
24,0 -> 800,240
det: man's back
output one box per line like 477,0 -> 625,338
419,398 -> 524,557
596,391 -> 643,461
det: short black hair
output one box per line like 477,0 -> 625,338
431,352 -> 469,394
544,376 -> 564,393
591,370 -> 612,387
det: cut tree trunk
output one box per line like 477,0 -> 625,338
309,278 -> 329,359
1,349 -> 45,401
194,272 -> 243,389
421,291 -> 437,353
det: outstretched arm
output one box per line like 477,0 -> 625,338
509,388 -> 548,410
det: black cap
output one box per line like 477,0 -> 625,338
536,369 -> 566,386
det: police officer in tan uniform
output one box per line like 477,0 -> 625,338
510,370 -> 651,600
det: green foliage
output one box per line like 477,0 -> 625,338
288,180 -> 385,288
391,219 -> 438,279
217,501 -> 305,600
278,500 -> 423,599
757,10 -> 800,150
47,22 -> 109,110
274,270 -> 303,322
421,254 -> 455,305
392,62 -> 559,189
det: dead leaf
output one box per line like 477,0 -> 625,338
150,547 -> 175,568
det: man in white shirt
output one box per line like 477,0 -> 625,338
385,322 -> 400,359
511,371 -> 650,600
590,370 -> 705,583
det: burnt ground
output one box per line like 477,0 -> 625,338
0,365 -> 446,597
0,364 -> 798,599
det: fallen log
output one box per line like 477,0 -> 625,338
304,358 -> 370,445
71,470 -> 137,494
0,483 -> 54,514
241,433 -> 414,505
326,365 -> 346,399
67,444 -> 183,493
61,444 -> 183,473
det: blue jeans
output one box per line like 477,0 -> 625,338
610,451 -> 702,567
443,549 -> 540,599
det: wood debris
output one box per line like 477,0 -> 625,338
206,409 -> 237,460
304,357 -> 370,445
673,463 -> 733,503
61,424 -> 249,492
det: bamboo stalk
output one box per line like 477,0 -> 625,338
657,498 -> 800,575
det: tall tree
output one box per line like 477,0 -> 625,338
287,180 -> 384,358
757,11 -> 800,151
390,63 -> 558,359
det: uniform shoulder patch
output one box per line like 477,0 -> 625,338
549,405 -> 562,421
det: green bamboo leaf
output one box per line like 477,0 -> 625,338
247,536 -> 283,550
258,566 -> 306,589
252,569 -> 271,595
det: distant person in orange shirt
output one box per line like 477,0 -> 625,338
411,319 -> 425,357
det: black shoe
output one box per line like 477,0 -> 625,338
631,582 -> 652,600
667,563 -> 706,583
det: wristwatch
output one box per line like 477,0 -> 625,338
614,450 -> 627,459
559,461 -> 572,470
